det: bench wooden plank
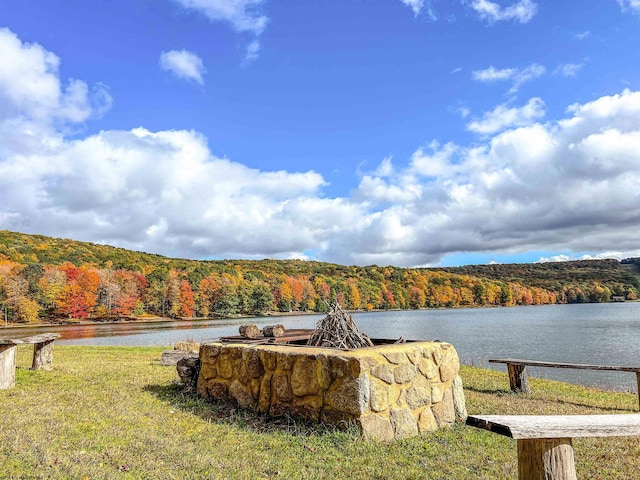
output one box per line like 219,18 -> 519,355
467,414 -> 640,439
490,358 -> 640,373
0,333 -> 60,345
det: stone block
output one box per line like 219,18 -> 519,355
202,380 -> 228,399
383,351 -> 406,364
432,348 -> 443,365
418,357 -> 439,380
405,374 -> 431,410
418,407 -> 438,433
393,363 -> 417,384
317,355 -> 333,389
325,375 -> 370,416
277,351 -> 295,371
257,373 -> 272,412
258,350 -> 277,371
431,388 -> 455,427
329,355 -> 349,378
200,344 -> 222,362
198,362 -> 218,381
371,363 -> 394,384
439,349 -> 459,383
430,382 -> 445,404
217,354 -> 234,379
452,375 -> 468,422
390,408 -> 419,439
247,350 -> 265,378
272,372 -> 293,402
360,414 -> 395,442
360,355 -> 379,370
229,379 -> 256,409
291,356 -> 320,397
405,348 -> 421,365
369,379 -> 390,412
291,395 -> 322,422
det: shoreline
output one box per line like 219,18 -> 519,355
4,301 -> 636,330
0,308 -> 332,330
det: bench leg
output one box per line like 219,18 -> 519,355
517,438 -> 576,480
32,340 -> 55,371
0,344 -> 17,389
508,363 -> 531,394
636,372 -> 640,411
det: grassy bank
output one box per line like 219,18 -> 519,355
1,347 -> 639,479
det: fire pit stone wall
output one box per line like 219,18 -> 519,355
197,340 -> 466,441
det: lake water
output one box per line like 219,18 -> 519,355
4,302 -> 640,392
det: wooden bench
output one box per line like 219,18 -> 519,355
0,333 -> 60,389
489,358 -> 640,409
467,414 -> 640,479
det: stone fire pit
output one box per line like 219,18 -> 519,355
196,339 -> 467,441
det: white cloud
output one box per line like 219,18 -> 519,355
467,97 -> 546,135
470,0 -> 538,23
3,28 -> 640,267
472,66 -> 515,82
350,89 -> 640,265
554,63 -> 584,77
537,251 -> 640,263
244,40 -> 260,65
401,0 -> 425,16
171,0 -> 267,63
617,0 -> 640,14
575,31 -> 591,40
0,28 -> 109,126
172,0 -> 267,34
159,50 -> 206,84
472,63 -> 545,93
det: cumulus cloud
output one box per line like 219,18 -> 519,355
172,0 -> 267,34
350,88 -> 640,265
554,63 -> 584,77
473,63 -> 545,93
469,0 -> 538,23
399,0 -> 437,18
172,0 -> 267,62
2,28 -> 640,267
617,0 -> 640,14
159,49 -> 206,84
401,0 -> 425,15
466,97 -> 546,135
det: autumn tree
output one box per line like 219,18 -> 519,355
179,280 -> 195,317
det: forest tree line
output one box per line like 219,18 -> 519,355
0,257 -> 637,323
0,230 -> 638,323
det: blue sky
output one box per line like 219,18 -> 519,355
1,0 -> 640,267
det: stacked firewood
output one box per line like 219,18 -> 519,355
307,301 -> 373,349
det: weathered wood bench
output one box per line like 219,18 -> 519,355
0,333 -> 60,389
467,414 -> 640,479
489,358 -> 640,409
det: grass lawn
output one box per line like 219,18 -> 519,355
1,345 -> 640,479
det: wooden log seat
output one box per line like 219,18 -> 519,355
0,333 -> 60,389
489,358 -> 640,409
467,414 -> 640,479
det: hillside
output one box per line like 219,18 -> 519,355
438,259 -> 640,296
0,230 -> 637,323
